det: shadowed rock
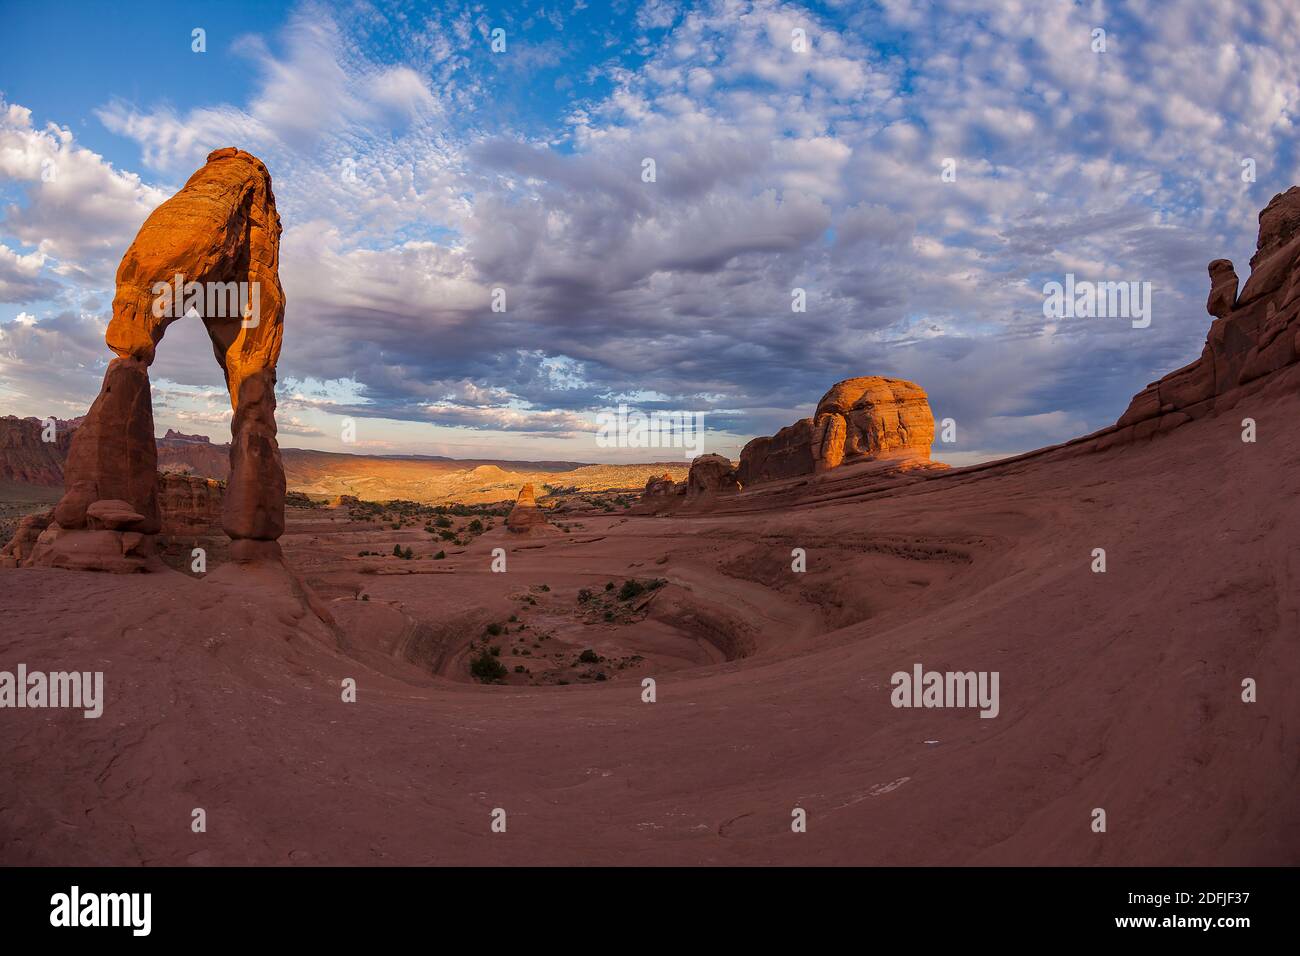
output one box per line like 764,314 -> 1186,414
686,454 -> 740,499
1112,186 -> 1300,445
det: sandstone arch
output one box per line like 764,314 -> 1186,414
34,148 -> 287,571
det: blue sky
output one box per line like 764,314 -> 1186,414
2,0 -> 1298,463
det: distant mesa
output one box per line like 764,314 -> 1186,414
163,428 -> 211,444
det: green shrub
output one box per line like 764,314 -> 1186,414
470,650 -> 507,683
579,648 -> 599,664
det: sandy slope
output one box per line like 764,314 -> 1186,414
0,368 -> 1297,866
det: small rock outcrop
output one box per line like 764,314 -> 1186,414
738,376 -> 935,485
32,147 -> 287,572
685,454 -> 740,499
1111,186 -> 1300,445
158,473 -> 224,535
506,484 -> 551,533
642,474 -> 678,498
0,508 -> 54,568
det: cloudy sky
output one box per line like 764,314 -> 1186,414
1,0 -> 1297,464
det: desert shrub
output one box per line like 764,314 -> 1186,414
470,650 -> 507,683
434,550 -> 445,560
468,519 -> 483,533
392,544 -> 402,557
513,665 -> 526,674
604,581 -> 614,591
508,614 -> 518,622
579,648 -> 599,664
486,623 -> 503,637
578,588 -> 593,603
618,579 -> 644,601
434,515 -> 452,528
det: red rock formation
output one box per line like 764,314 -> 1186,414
0,416 -> 77,485
163,428 -> 211,443
1111,186 -> 1300,445
738,376 -> 934,485
685,454 -> 740,499
506,484 -> 551,533
34,147 -> 287,571
158,473 -> 224,535
0,508 -> 53,568
642,474 -> 677,498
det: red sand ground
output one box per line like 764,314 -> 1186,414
1,367 -> 1297,866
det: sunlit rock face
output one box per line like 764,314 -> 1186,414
738,377 -> 935,486
34,148 -> 287,572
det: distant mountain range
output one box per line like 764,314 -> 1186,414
0,415 -> 688,505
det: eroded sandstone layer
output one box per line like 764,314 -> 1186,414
31,147 -> 286,571
738,376 -> 934,486
506,483 -> 551,534
1112,186 -> 1300,444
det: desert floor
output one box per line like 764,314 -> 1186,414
1,373 -> 1297,866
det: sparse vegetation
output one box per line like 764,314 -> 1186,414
470,649 -> 507,683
